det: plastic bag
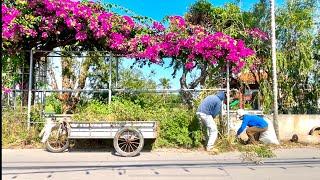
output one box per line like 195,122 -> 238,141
259,118 -> 280,145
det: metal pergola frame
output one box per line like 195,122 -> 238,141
22,50 -> 231,134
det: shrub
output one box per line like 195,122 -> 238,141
45,93 -> 62,114
155,108 -> 203,148
2,108 -> 42,148
73,100 -> 112,121
72,99 -> 203,148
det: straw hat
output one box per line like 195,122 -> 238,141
237,109 -> 246,119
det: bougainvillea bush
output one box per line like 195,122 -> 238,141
2,0 -> 254,72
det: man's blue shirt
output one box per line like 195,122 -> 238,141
197,91 -> 225,117
237,115 -> 268,135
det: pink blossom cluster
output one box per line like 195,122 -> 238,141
25,0 -> 136,47
246,28 -> 269,41
2,86 -> 12,94
169,16 -> 186,29
152,22 -> 165,31
2,0 -> 254,72
126,19 -> 254,72
2,4 -> 21,40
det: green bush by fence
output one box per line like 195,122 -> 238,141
2,98 -> 204,149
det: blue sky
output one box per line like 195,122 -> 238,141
103,0 -> 285,89
106,0 -> 285,21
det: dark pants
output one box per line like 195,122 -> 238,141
246,126 -> 268,144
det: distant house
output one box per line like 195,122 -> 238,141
230,71 -> 268,110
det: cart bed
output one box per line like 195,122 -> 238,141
68,121 -> 157,139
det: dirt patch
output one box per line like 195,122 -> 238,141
269,140 -> 320,149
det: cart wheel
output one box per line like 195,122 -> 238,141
45,124 -> 69,153
113,127 -> 144,157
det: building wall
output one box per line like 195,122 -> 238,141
229,114 -> 320,140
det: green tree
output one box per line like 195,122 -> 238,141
275,0 -> 318,113
48,52 -> 116,113
115,67 -> 160,108
159,78 -> 171,90
180,0 -> 248,109
186,0 -> 320,114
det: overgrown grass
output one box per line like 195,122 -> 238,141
1,102 -> 275,159
214,135 -> 275,158
2,108 -> 43,148
2,99 -> 275,158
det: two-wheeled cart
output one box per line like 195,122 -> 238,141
40,114 -> 157,157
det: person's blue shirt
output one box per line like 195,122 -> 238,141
197,91 -> 225,117
237,114 -> 268,135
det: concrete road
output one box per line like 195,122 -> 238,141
2,148 -> 320,180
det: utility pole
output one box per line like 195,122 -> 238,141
270,0 -> 279,138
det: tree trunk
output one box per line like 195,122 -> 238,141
55,55 -> 92,114
59,56 -> 73,113
179,63 -> 208,109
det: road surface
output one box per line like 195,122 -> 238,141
2,148 -> 320,180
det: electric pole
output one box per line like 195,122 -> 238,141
270,0 -> 279,138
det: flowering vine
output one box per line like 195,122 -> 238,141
2,0 -> 255,73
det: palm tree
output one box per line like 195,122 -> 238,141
159,78 -> 171,103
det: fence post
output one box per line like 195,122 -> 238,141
226,62 -> 230,135
27,49 -> 34,130
108,54 -> 112,104
115,57 -> 119,88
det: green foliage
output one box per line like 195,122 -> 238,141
45,93 -> 62,114
155,108 -> 202,148
73,100 -> 111,121
214,135 -> 238,152
71,98 -> 203,148
186,0 -> 245,37
30,105 -> 45,128
211,135 -> 275,158
2,109 -> 42,148
238,144 -> 275,158
2,53 -> 25,88
253,145 -> 275,158
187,0 -> 319,114
73,98 -> 152,121
275,0 -> 318,113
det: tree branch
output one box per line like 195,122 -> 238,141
189,63 -> 208,89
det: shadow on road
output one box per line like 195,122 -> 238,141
66,139 -> 155,154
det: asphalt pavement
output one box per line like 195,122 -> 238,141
2,147 -> 320,180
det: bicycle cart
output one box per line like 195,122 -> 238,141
39,114 -> 158,157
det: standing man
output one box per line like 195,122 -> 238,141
236,109 -> 268,144
196,91 -> 226,152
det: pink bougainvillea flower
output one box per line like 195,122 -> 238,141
122,15 -> 135,29
185,61 -> 195,71
2,86 -> 12,94
152,21 -> 165,31
75,31 -> 87,41
169,16 -> 186,28
41,32 -> 48,39
2,0 -> 254,74
246,28 -> 269,41
110,32 -> 125,49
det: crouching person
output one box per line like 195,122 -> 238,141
236,109 -> 268,144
